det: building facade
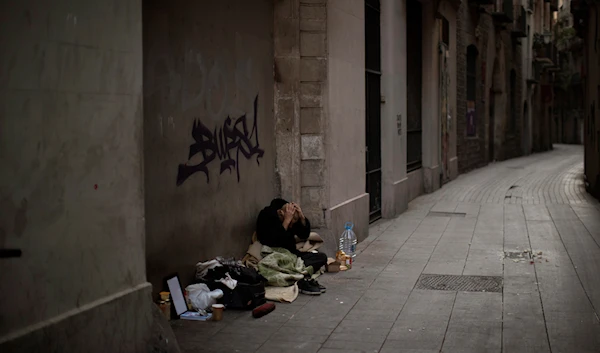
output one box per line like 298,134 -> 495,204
572,0 -> 600,198
2,0 -> 568,351
554,0 -> 585,144
0,0 -> 462,350
528,0 -> 558,154
456,0 -> 557,173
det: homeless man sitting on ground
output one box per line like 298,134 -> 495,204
256,198 -> 327,295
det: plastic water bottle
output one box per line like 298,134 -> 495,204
339,222 -> 357,267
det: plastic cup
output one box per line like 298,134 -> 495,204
211,304 -> 224,321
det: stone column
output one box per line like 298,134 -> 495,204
381,0 -> 408,217
299,0 -> 328,228
274,0 -> 302,203
274,0 -> 328,228
421,0 -> 442,193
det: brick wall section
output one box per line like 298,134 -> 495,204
299,0 -> 328,228
274,0 -> 302,203
274,0 -> 328,228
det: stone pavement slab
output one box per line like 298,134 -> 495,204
173,145 -> 600,353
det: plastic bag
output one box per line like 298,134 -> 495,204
185,283 -> 224,311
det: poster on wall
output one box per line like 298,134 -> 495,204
467,101 -> 476,136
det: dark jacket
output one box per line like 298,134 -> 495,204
256,199 -> 311,254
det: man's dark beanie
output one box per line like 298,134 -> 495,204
270,198 -> 289,210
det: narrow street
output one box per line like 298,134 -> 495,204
5,0 -> 600,351
173,144 -> 600,353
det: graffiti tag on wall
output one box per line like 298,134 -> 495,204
176,95 -> 264,185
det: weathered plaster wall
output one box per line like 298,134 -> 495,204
438,1 -> 460,181
143,0 -> 276,293
422,0 -> 442,192
327,0 -> 365,208
327,0 -> 369,245
381,0 -> 408,217
0,0 -> 151,350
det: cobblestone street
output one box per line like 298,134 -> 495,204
173,145 -> 600,353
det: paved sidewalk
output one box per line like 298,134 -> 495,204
173,145 -> 600,353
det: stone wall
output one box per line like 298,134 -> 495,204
497,27 -> 525,161
143,0 -> 277,294
457,4 -> 491,172
457,2 -> 526,172
581,2 -> 600,198
275,0 -> 369,251
327,0 -> 369,246
381,0 -> 409,217
0,0 -> 152,351
299,0 -> 328,230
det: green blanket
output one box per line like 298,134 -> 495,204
258,246 -> 314,287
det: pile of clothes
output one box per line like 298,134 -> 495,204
242,232 -> 326,302
195,257 -> 267,310
194,232 -> 326,308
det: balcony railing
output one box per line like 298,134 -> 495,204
512,7 -> 528,38
492,0 -> 514,24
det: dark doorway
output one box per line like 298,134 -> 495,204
406,0 -> 423,172
365,0 -> 381,222
489,88 -> 495,161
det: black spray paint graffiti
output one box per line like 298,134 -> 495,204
176,95 -> 264,186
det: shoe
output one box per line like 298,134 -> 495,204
298,279 -> 321,295
309,279 -> 326,293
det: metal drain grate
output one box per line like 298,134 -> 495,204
415,274 -> 503,292
426,211 -> 467,218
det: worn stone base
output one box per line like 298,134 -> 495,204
407,168 -> 425,202
448,156 -> 459,181
393,177 -> 409,216
327,193 -> 369,252
0,284 -> 168,353
424,164 -> 442,193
